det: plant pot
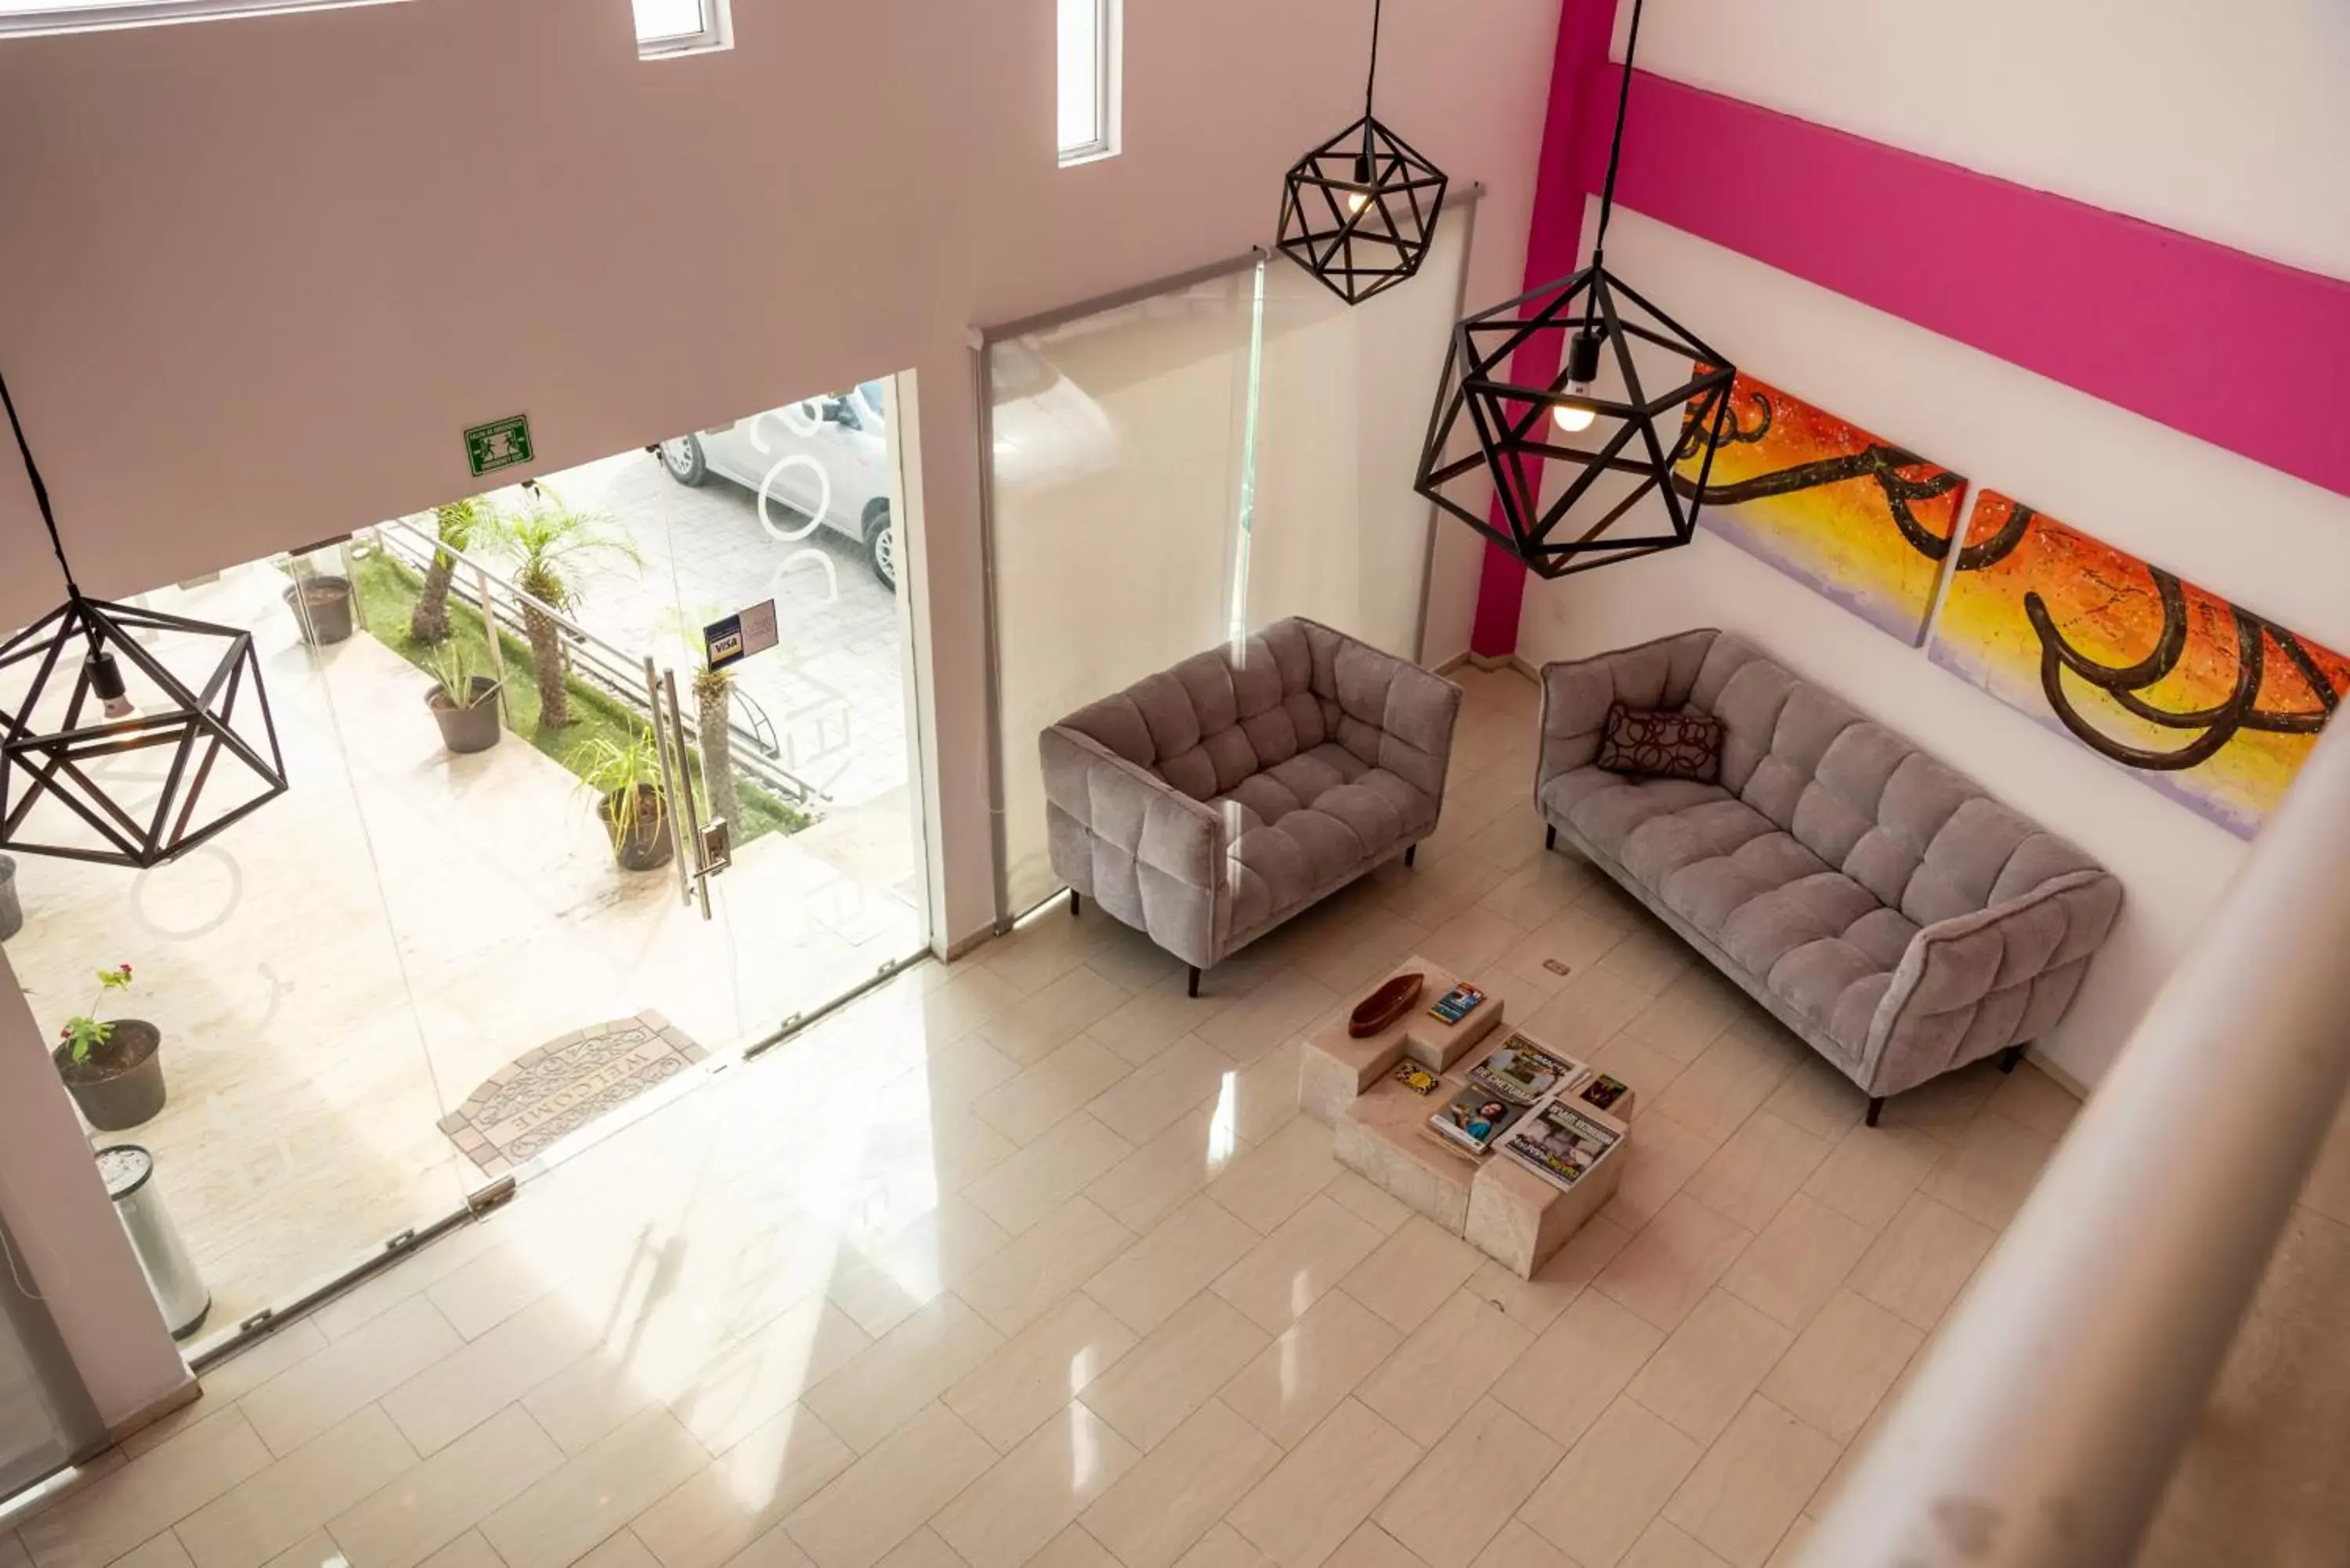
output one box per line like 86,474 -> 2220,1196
54,1020 -> 166,1132
284,576 -> 355,646
428,678 -> 504,754
0,854 -> 19,943
599,785 -> 674,873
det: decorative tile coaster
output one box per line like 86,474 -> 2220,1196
439,1011 -> 707,1176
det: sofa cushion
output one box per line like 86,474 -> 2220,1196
1541,768 -> 1732,865
1218,760 -> 1425,936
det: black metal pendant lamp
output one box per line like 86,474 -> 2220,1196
0,372 -> 288,868
1276,0 -> 1449,306
1414,0 -> 1736,577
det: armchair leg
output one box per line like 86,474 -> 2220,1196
1403,845 -> 1416,869
1069,891 -> 1081,918
1188,966 -> 1202,999
1545,825 -> 1557,851
1998,1044 -> 2025,1074
1865,1097 -> 1885,1128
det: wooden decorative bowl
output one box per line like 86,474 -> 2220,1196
1350,972 -> 1425,1038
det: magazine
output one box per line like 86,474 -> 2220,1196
1391,1060 -> 1441,1097
1502,1100 -> 1622,1190
1578,1074 -> 1630,1112
1426,983 -> 1486,1025
1466,1035 -> 1581,1106
1429,1085 -> 1529,1153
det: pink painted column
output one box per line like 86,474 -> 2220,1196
1468,0 -> 1620,660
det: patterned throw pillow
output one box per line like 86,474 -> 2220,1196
1595,702 -> 1723,782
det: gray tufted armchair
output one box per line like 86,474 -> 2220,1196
1040,617 -> 1462,994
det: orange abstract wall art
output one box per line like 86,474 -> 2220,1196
1929,492 -> 2348,837
1672,370 -> 1968,645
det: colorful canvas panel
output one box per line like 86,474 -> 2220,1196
1672,370 -> 1969,645
1929,492 -> 2348,838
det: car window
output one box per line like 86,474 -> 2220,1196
856,381 -> 889,428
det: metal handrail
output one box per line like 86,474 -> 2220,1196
1798,715 -> 2350,1566
370,516 -> 828,807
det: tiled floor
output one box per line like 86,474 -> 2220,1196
11,667 -> 2079,1568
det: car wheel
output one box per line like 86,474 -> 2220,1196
863,508 -> 898,591
659,436 -> 708,487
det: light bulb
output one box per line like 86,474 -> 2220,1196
1554,397 -> 1597,435
1347,190 -> 1370,215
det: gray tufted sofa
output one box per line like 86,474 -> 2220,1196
1538,629 -> 2121,1122
1042,617 -> 1462,995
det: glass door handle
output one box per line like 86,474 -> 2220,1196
643,657 -> 696,909
663,668 -> 716,920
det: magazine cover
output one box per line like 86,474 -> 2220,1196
1427,983 -> 1486,1025
1502,1100 -> 1621,1190
1466,1035 -> 1580,1106
1392,1060 -> 1441,1097
1579,1074 -> 1630,1112
1430,1086 -> 1528,1153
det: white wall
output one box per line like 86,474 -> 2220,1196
1616,0 -> 2350,282
0,0 -> 1556,952
1518,204 -> 2350,1086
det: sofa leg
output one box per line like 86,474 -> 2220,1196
1188,966 -> 1202,999
1998,1043 -> 2025,1074
1865,1097 -> 1885,1129
1403,844 -> 1416,869
1545,824 -> 1557,851
1069,891 -> 1081,919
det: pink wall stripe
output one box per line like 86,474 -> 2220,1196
1572,72 -> 2350,504
1470,52 -> 2350,658
1467,0 -> 1621,660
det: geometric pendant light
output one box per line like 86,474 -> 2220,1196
1275,0 -> 1448,306
1413,0 -> 1738,577
0,372 -> 287,869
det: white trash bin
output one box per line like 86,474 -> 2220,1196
97,1146 -> 210,1341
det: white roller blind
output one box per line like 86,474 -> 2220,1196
989,274 -> 1255,915
1246,209 -> 1470,658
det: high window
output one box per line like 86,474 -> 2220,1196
1056,0 -> 1119,165
633,0 -> 727,56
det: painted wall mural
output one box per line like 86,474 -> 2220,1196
1672,369 -> 1969,645
1929,492 -> 2348,838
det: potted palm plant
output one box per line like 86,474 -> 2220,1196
482,490 -> 640,730
410,497 -> 486,645
422,641 -> 504,754
573,730 -> 674,871
52,963 -> 167,1131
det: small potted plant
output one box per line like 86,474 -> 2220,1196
573,730 -> 674,872
422,643 -> 504,754
284,568 -> 356,646
52,963 -> 167,1131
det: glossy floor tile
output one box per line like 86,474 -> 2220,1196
14,668 -> 2084,1568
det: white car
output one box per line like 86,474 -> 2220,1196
658,381 -> 899,588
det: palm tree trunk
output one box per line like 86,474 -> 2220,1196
696,677 -> 740,836
410,551 -> 458,644
525,604 -> 570,728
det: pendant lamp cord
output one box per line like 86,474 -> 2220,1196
1580,0 -> 1645,339
1364,0 -> 1383,123
0,370 -> 80,602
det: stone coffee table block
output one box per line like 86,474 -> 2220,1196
1300,957 -> 1506,1125
1336,1073 -> 1481,1232
1465,1100 -> 1629,1277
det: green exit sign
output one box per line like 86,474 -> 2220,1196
465,414 -> 534,478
